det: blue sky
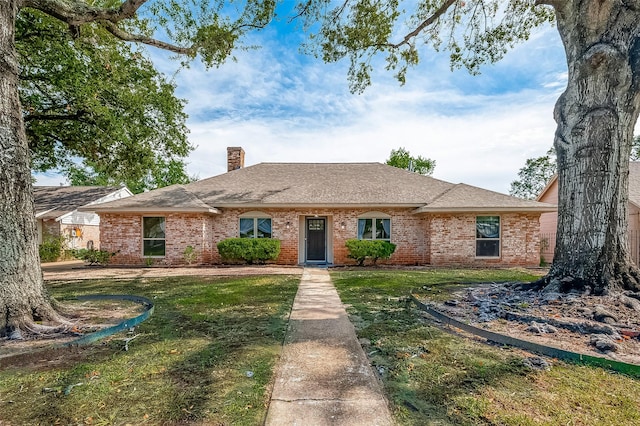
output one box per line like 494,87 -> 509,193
35,7 -> 569,194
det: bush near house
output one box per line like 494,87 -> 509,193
73,248 -> 116,266
39,235 -> 66,262
217,238 -> 281,264
345,239 -> 396,266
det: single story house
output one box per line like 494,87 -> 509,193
85,147 -> 556,267
537,161 -> 640,264
35,185 -> 133,249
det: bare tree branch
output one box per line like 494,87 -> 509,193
20,0 -> 147,26
389,0 -> 457,48
24,111 -> 88,122
104,22 -> 194,55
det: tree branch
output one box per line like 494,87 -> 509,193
103,23 -> 194,55
20,0 -> 146,26
389,0 -> 457,48
24,111 -> 88,122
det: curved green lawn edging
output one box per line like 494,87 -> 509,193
410,294 -> 640,378
62,294 -> 154,347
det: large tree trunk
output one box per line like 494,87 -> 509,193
0,0 -> 67,337
544,0 -> 640,294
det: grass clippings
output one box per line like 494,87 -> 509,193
331,268 -> 640,426
0,275 -> 298,425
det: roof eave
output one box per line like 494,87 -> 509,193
211,203 -> 426,209
80,207 -> 221,215
414,206 -> 558,214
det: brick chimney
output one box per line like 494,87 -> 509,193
227,147 -> 245,172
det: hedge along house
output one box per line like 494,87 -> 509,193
85,147 -> 556,267
34,185 -> 133,250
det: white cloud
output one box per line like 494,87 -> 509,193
38,18 -> 567,195
165,27 -> 566,194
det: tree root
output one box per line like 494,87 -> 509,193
502,310 -> 621,337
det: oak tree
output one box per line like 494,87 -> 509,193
1,0 -> 274,337
18,9 -> 193,193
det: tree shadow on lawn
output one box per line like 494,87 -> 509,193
384,344 -> 531,425
3,276 -> 297,425
350,300 -> 534,425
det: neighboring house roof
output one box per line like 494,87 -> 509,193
537,162 -> 640,208
85,163 -> 556,214
34,186 -> 132,220
415,183 -> 555,213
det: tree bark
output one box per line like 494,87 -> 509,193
0,0 -> 67,337
545,0 -> 640,294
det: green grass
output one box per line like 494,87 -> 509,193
331,268 -> 640,425
0,275 -> 298,425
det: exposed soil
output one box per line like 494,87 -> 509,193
0,298 -> 144,367
426,282 -> 640,366
1,264 -> 304,368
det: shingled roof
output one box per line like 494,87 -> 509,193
34,186 -> 125,220
537,161 -> 640,209
86,163 -> 556,213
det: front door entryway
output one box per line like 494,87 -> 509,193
306,218 -> 326,263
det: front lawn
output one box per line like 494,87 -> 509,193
3,268 -> 640,425
332,269 -> 640,425
0,275 -> 298,425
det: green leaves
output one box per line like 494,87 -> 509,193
386,147 -> 436,176
298,0 -> 555,93
509,147 -> 557,200
18,9 -> 193,192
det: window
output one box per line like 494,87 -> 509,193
143,217 -> 165,256
240,217 -> 272,238
476,216 -> 500,257
358,218 -> 391,241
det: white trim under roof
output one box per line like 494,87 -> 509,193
413,206 -> 557,214
80,207 -> 221,215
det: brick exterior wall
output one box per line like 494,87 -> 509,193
227,147 -> 245,172
429,213 -> 540,267
100,213 -> 215,265
60,224 -> 101,250
99,209 -> 541,267
40,220 -> 101,250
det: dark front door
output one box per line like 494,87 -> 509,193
306,218 -> 326,262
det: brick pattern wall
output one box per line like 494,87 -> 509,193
100,213 -> 214,265
41,219 -> 60,239
40,220 -> 101,250
99,209 -> 541,267
429,213 -> 540,267
60,224 -> 101,249
227,147 -> 245,172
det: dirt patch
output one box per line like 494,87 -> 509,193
425,283 -> 640,365
0,298 -> 145,368
42,263 -> 303,281
1,265 -> 303,368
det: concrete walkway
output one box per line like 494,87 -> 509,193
265,267 -> 393,425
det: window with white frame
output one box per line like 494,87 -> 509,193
476,216 -> 500,257
239,216 -> 272,238
143,216 -> 165,256
357,216 -> 391,241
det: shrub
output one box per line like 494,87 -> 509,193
217,238 -> 281,264
345,239 -> 396,266
73,248 -> 115,266
39,235 -> 66,262
183,245 -> 197,265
